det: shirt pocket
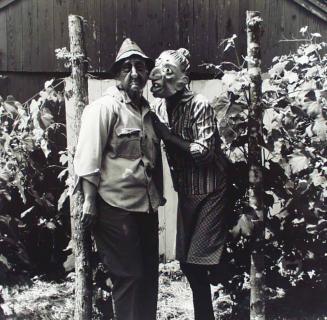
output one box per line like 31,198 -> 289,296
113,128 -> 142,160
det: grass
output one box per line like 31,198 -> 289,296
2,261 -> 326,319
1,261 -> 195,320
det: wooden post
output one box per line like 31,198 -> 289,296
246,11 -> 265,320
66,15 -> 92,320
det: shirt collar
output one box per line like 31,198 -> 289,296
166,88 -> 194,107
155,89 -> 195,125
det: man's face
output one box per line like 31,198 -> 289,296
149,52 -> 188,98
116,57 -> 148,99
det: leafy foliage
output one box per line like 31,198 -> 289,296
0,82 -> 70,283
210,29 -> 327,317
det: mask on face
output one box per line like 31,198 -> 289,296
150,48 -> 190,98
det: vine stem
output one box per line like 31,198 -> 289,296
22,79 -> 65,107
279,39 -> 312,42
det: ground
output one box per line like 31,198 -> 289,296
3,261 -> 326,320
0,261 -> 197,320
1,260 -> 233,320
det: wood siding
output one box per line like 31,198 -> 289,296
0,0 -> 325,74
0,0 -> 326,101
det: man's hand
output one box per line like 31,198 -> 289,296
150,112 -> 171,141
81,197 -> 97,228
81,179 -> 98,229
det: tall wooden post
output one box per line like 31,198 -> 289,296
66,15 -> 92,320
247,11 -> 265,320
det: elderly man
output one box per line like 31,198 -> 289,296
74,39 -> 164,320
150,48 -> 230,320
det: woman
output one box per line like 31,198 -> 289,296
149,48 -> 230,320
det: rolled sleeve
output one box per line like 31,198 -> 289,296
74,100 -> 115,188
190,99 -> 216,164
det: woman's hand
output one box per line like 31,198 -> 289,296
150,112 -> 171,141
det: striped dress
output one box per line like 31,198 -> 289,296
154,89 -> 229,265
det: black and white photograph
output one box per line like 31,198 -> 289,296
0,0 -> 326,319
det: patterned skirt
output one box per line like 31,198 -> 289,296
175,183 -> 229,265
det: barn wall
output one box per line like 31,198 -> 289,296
249,0 -> 327,67
0,0 -> 245,74
0,0 -> 326,101
2,0 -> 326,74
0,7 -> 7,71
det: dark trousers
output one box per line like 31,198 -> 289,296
94,199 -> 159,320
180,263 -> 215,320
